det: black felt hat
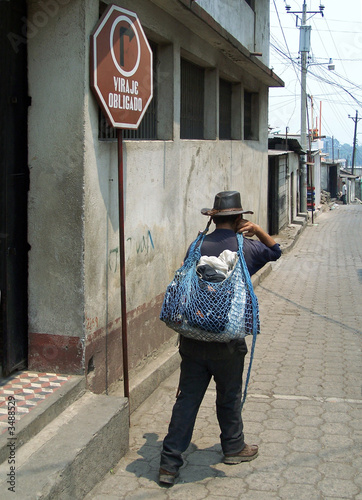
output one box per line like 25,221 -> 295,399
201,191 -> 253,217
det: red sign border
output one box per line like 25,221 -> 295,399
90,4 -> 153,129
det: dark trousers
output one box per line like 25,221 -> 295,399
160,337 -> 247,473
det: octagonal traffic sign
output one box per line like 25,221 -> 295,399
90,4 -> 153,129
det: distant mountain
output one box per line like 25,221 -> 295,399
322,137 -> 362,168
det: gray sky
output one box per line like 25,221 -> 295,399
269,0 -> 362,146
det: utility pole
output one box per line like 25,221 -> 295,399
332,136 -> 334,162
300,1 -> 309,213
286,1 -> 325,213
348,110 -> 361,175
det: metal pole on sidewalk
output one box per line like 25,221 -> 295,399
117,129 -> 130,401
287,2 -> 325,213
349,110 -> 361,176
300,0 -> 308,213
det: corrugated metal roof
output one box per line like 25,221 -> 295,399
268,150 -> 289,156
340,169 -> 359,179
268,136 -> 303,153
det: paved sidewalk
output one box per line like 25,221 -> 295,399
86,205 -> 362,500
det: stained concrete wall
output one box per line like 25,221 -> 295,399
84,0 -> 270,392
27,0 -> 86,372
269,151 -> 300,232
195,0 -> 270,65
288,153 -> 300,223
277,156 -> 288,230
27,0 -> 274,392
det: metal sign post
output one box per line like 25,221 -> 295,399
90,4 -> 153,400
117,128 -> 129,398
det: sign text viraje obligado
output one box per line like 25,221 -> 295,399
108,76 -> 142,111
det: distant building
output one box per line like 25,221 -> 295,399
268,135 -> 303,234
321,159 -> 345,198
339,169 -> 361,203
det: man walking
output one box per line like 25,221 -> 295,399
342,181 -> 347,205
159,191 -> 281,485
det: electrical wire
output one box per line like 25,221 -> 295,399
271,42 -> 362,107
270,1 -> 362,144
270,0 -> 303,129
270,49 -> 361,140
307,67 -> 362,106
311,16 -> 349,80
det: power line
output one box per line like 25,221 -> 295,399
270,43 -> 362,106
307,68 -> 362,106
270,25 -> 362,34
348,111 -> 362,173
269,1 -> 362,145
271,0 -> 300,84
318,58 -> 362,62
313,16 -> 349,79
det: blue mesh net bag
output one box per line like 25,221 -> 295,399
160,231 -> 260,342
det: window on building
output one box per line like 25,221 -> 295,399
244,90 -> 259,141
98,41 -> 158,141
219,79 -> 232,140
180,58 -> 204,139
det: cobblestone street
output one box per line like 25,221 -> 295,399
86,205 -> 362,499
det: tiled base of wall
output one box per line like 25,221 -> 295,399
0,371 -> 71,434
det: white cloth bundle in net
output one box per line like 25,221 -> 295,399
160,232 -> 259,342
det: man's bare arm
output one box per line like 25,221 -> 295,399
237,219 -> 277,248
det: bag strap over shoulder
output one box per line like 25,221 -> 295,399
187,228 -> 245,266
235,232 -> 259,410
236,232 -> 244,250
184,221 -> 211,265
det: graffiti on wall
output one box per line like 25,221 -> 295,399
109,230 -> 154,272
109,247 -> 119,273
130,230 -> 155,255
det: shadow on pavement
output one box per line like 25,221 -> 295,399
126,432 -> 227,485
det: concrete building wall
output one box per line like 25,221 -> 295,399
277,156 -> 288,230
269,150 -> 300,233
27,0 -> 87,372
195,0 -> 270,65
27,0 -> 276,392
321,164 -> 328,191
274,152 -> 300,231
254,0 -> 270,66
288,153 -> 300,223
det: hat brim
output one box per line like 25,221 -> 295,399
201,208 -> 254,216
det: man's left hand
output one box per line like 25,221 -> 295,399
236,219 -> 278,248
236,219 -> 258,237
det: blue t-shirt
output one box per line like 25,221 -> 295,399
200,228 -> 281,276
